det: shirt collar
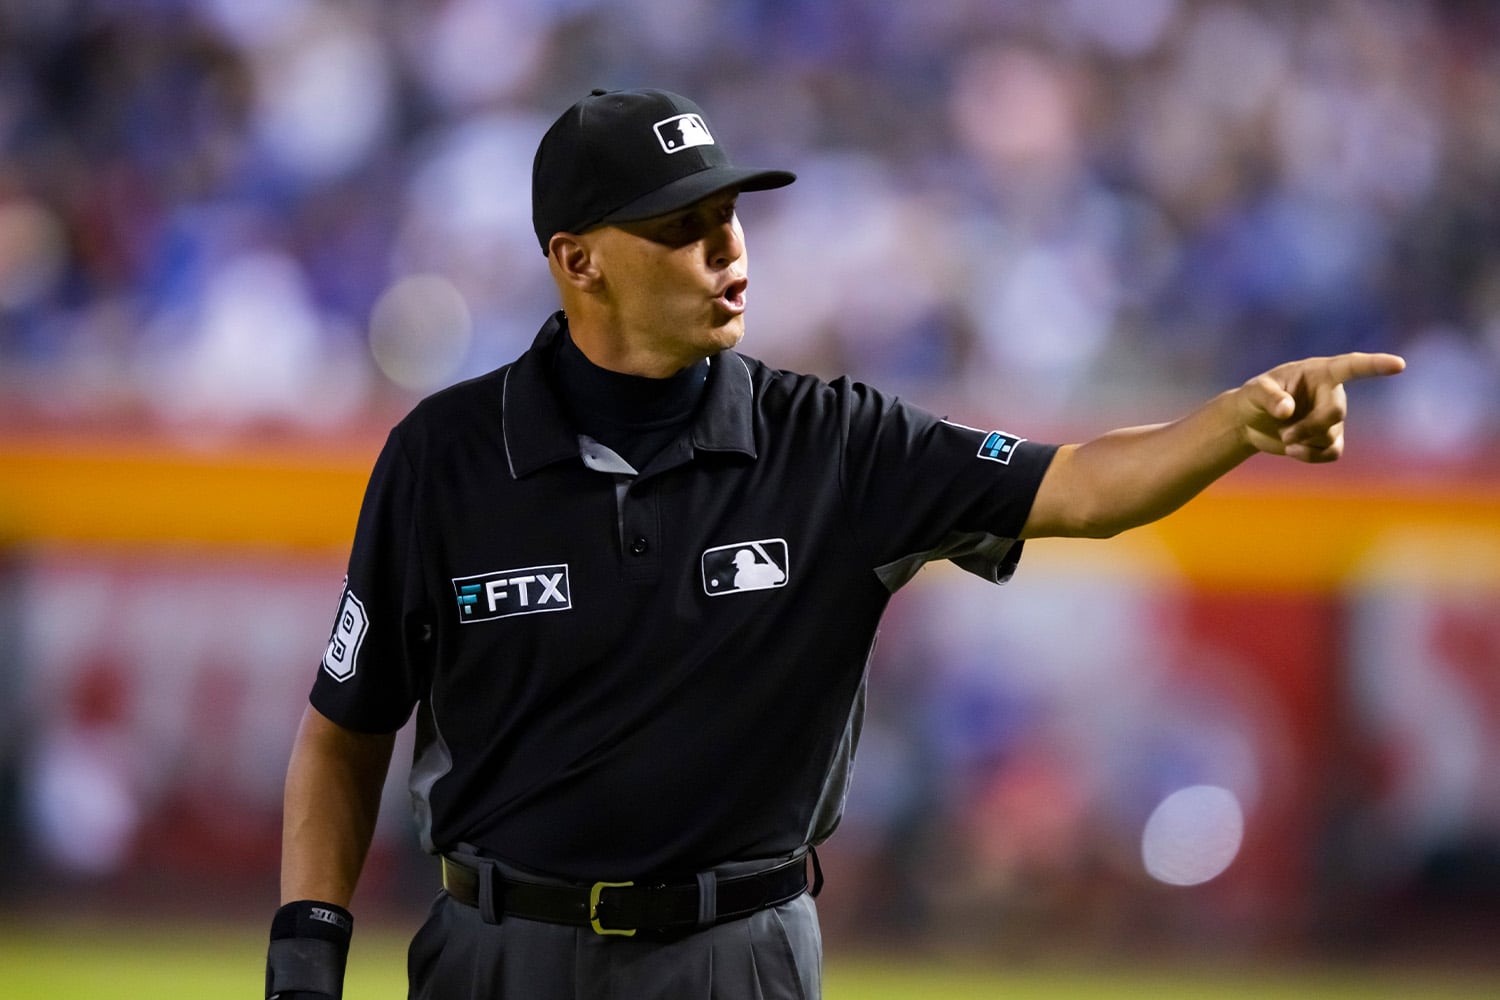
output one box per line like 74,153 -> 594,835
503,312 -> 758,478
502,312 -> 583,478
690,348 -> 757,459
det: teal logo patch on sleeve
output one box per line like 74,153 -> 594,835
978,431 -> 1025,465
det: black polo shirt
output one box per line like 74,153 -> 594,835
310,312 -> 1056,880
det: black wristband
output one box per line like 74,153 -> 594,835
265,900 -> 353,1000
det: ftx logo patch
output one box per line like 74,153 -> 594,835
654,113 -> 714,154
977,431 -> 1025,465
702,539 -> 789,596
453,564 -> 571,623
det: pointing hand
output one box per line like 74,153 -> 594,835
1237,352 -> 1406,463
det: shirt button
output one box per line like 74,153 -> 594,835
629,536 -> 650,555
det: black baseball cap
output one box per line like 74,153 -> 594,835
532,88 -> 796,253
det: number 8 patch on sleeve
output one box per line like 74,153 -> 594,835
322,584 -> 369,682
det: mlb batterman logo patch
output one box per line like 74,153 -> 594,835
322,584 -> 368,682
702,539 -> 789,596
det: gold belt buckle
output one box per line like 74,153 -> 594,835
589,880 -> 636,936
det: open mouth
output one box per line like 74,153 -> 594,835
716,277 -> 749,314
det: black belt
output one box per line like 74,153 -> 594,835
440,852 -> 813,938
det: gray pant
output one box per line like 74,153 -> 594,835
407,881 -> 823,999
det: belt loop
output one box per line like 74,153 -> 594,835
808,846 -> 824,898
695,871 -> 717,928
477,859 -> 503,924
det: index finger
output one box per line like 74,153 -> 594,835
1326,352 -> 1406,384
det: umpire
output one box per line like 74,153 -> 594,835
265,88 -> 1404,1000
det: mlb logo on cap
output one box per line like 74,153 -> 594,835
531,88 -> 795,252
654,113 -> 715,153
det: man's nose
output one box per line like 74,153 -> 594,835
707,216 -> 743,268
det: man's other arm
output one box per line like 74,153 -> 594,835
280,704 -> 395,906
1021,352 -> 1406,540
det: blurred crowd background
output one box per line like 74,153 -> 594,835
1,0 -> 1498,976
2,0 -> 1498,444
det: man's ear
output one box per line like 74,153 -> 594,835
548,233 -> 602,291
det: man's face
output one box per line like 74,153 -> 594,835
588,189 -> 750,370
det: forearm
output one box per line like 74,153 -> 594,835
280,705 -> 396,906
1024,389 -> 1256,539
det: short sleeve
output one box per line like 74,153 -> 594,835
309,426 -> 433,732
835,381 -> 1057,590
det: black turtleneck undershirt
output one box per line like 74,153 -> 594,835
551,328 -> 710,471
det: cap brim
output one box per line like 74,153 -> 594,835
597,166 -> 796,227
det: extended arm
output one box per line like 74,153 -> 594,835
1021,352 -> 1406,540
281,704 -> 396,906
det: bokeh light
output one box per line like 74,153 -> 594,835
367,273 -> 473,391
1142,784 -> 1246,887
